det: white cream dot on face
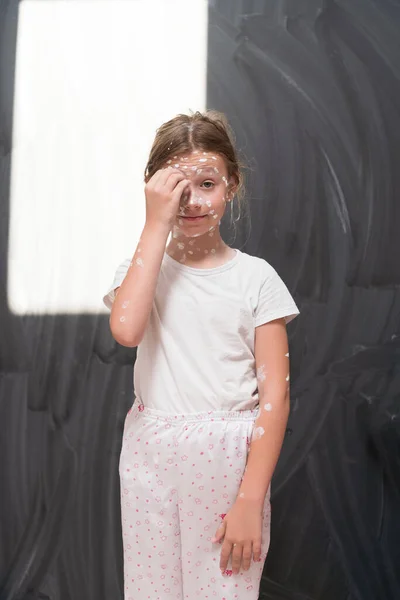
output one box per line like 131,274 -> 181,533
252,427 -> 265,441
188,250 -> 193,255
222,176 -> 228,186
174,164 -> 179,168
257,365 -> 266,382
206,200 -> 212,207
178,219 -> 183,226
188,240 -> 195,246
199,158 -> 207,162
120,316 -> 126,323
264,403 -> 272,412
239,492 -> 245,498
122,301 -> 130,309
179,254 -> 186,263
211,249 -> 216,254
167,160 -> 172,164
177,242 -> 185,250
213,214 -> 218,219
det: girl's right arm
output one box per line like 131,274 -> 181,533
109,168 -> 189,347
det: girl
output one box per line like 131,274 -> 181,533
104,111 -> 299,600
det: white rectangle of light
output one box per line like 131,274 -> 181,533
8,0 -> 208,314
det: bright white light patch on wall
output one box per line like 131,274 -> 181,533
8,0 -> 207,314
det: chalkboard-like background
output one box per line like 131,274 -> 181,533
1,1 -> 399,599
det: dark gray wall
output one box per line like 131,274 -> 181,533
1,1 -> 399,599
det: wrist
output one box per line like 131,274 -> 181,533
235,492 -> 265,510
143,219 -> 171,238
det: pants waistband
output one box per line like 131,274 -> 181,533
130,400 -> 259,423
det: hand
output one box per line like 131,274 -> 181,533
212,499 -> 263,574
145,168 -> 189,230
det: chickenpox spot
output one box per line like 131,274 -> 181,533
264,403 -> 272,412
257,365 -> 266,382
239,492 -> 245,498
252,427 -> 265,441
285,353 -> 289,357
120,316 -> 126,323
122,301 -> 130,309
286,374 -> 290,382
136,258 -> 144,268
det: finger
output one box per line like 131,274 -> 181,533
164,171 -> 187,191
242,543 -> 253,571
231,544 -> 243,575
252,539 -> 262,563
219,540 -> 232,572
212,521 -> 226,544
147,168 -> 165,186
159,167 -> 184,184
171,179 -> 190,202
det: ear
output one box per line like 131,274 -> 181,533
226,177 -> 238,202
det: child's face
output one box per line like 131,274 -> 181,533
165,151 -> 232,238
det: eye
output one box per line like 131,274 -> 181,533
201,180 -> 215,189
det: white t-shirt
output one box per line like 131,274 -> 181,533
104,249 -> 300,413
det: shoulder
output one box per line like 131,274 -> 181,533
237,250 -> 277,281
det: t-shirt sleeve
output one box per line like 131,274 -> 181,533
103,259 -> 131,310
255,261 -> 300,327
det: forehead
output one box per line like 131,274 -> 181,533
166,151 -> 228,176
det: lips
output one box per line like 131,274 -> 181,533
181,215 -> 207,221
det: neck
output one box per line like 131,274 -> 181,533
166,225 -> 229,266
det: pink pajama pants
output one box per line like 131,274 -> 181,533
119,400 -> 271,600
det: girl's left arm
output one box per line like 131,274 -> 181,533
214,317 -> 290,573
238,316 -> 291,504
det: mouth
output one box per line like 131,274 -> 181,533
180,215 -> 207,222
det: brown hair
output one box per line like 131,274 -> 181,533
144,110 -> 245,205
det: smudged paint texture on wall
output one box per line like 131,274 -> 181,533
0,1 -> 399,599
